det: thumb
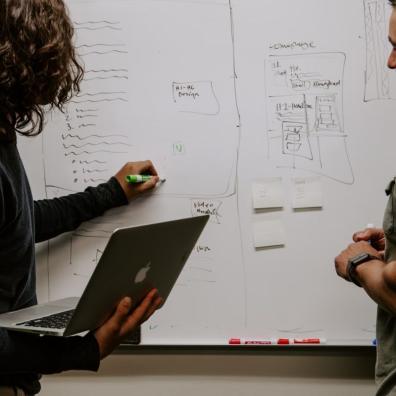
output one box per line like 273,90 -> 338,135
353,230 -> 370,242
140,176 -> 159,191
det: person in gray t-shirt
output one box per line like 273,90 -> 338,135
335,3 -> 396,395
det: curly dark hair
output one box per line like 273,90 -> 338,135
0,0 -> 84,137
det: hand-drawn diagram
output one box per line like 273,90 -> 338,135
364,0 -> 396,101
41,0 -> 246,342
43,3 -> 239,199
24,0 -> 382,344
266,52 -> 354,184
44,19 -> 134,197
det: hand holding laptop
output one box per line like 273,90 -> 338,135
0,216 -> 209,339
94,288 -> 163,359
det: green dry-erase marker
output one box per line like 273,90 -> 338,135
125,175 -> 166,183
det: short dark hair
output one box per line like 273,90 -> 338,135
390,0 -> 396,7
0,0 -> 84,138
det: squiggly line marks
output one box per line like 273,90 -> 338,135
62,133 -> 127,140
83,68 -> 128,82
75,26 -> 122,31
77,91 -> 127,97
77,114 -> 99,119
85,69 -> 128,74
63,141 -> 132,149
76,108 -> 99,112
74,20 -> 120,26
78,123 -> 97,128
84,178 -> 107,183
70,98 -> 128,104
65,149 -> 128,156
80,50 -> 128,56
83,169 -> 108,174
76,43 -> 126,49
84,76 -> 128,81
80,160 -> 107,165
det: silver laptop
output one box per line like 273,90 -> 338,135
0,215 -> 209,336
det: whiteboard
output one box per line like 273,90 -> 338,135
19,0 -> 396,346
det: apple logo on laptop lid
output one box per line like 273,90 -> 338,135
134,262 -> 151,284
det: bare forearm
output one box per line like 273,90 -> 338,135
356,260 -> 396,314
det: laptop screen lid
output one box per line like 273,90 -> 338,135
63,214 -> 209,336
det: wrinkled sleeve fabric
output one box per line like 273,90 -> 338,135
0,172 -> 5,233
34,177 -> 128,243
0,330 -> 100,374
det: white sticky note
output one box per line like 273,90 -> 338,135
292,176 -> 323,209
252,178 -> 283,209
253,220 -> 286,249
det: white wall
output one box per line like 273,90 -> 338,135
41,349 -> 377,396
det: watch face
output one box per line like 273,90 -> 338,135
353,253 -> 370,263
350,252 -> 376,267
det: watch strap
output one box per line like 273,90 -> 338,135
347,253 -> 379,287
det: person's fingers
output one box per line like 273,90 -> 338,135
353,230 -> 369,242
371,229 -> 386,241
140,160 -> 158,176
155,296 -> 165,309
120,290 -> 158,336
140,176 -> 159,191
121,161 -> 158,177
130,173 -> 159,194
353,228 -> 384,243
104,297 -> 132,335
130,160 -> 157,176
141,296 -> 163,323
371,238 -> 385,250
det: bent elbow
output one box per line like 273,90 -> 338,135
383,264 -> 396,292
382,264 -> 396,314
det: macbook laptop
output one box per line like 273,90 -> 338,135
0,215 -> 209,336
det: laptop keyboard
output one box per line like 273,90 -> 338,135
16,309 -> 75,329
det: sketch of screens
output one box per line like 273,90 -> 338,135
266,52 -> 354,184
364,0 -> 396,101
43,0 -> 239,199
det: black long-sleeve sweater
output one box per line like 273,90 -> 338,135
0,133 -> 128,394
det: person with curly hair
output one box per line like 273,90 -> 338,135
335,2 -> 396,395
0,1 -> 163,394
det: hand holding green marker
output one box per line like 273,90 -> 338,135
125,174 -> 166,184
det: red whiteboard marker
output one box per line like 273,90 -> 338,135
229,338 -> 276,345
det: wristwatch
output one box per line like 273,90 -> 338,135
347,253 -> 379,287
